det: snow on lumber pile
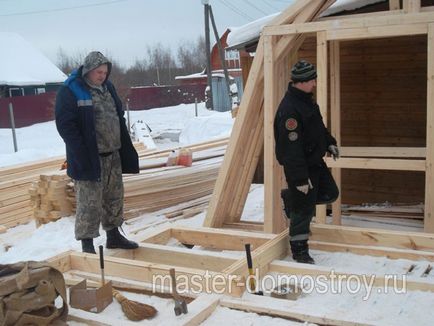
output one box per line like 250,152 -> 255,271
0,142 -> 147,229
0,156 -> 65,228
29,173 -> 73,226
28,139 -> 228,226
63,155 -> 224,220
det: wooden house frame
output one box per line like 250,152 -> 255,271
50,223 -> 434,325
42,2 -> 434,323
203,0 -> 434,234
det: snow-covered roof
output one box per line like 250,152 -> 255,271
227,0 -> 385,50
0,32 -> 67,86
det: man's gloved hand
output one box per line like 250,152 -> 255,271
296,179 -> 313,195
328,145 -> 340,160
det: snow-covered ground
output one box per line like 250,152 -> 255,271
1,102 -> 434,325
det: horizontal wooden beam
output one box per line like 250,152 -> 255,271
269,260 -> 434,293
223,230 -> 288,295
310,240 -> 434,261
74,251 -> 245,297
340,147 -> 425,158
324,157 -> 426,171
220,296 -> 374,326
326,23 -> 428,40
311,224 -> 434,252
169,226 -> 274,251
263,11 -> 434,36
110,242 -> 239,272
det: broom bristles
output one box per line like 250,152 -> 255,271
113,289 -> 158,321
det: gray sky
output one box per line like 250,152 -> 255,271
0,0 -> 291,68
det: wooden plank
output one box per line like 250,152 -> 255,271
223,229 -> 288,294
330,40 -> 342,225
316,30 -> 328,224
310,240 -> 434,261
227,104 -> 264,223
340,147 -> 426,158
389,0 -> 400,10
110,242 -> 238,272
310,223 -> 434,252
180,295 -> 220,326
325,157 -> 426,171
170,226 -> 274,251
425,23 -> 434,232
68,252 -> 244,297
47,250 -> 72,273
326,23 -> 428,41
220,296 -> 374,326
263,35 -> 285,234
269,260 -> 434,293
274,0 -> 330,63
136,225 -> 172,244
263,11 -> 434,36
404,0 -> 421,13
222,221 -> 264,232
203,0 -> 333,230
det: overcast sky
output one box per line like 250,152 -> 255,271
0,0 -> 292,68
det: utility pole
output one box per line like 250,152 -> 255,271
209,5 -> 232,108
202,0 -> 213,110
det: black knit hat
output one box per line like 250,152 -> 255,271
291,60 -> 317,83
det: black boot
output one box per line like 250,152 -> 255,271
290,240 -> 315,264
81,238 -> 96,254
106,227 -> 139,249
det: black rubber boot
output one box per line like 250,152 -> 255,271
82,238 -> 96,254
290,240 -> 315,264
106,227 -> 139,249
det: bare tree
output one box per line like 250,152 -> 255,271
56,37 -> 208,88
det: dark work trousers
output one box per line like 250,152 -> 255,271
283,161 -> 339,241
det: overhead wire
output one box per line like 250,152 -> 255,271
0,0 -> 128,17
217,0 -> 255,22
242,0 -> 269,15
261,0 -> 281,11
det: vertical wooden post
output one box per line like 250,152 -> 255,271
264,35 -> 286,234
425,24 -> 434,233
389,0 -> 400,10
404,0 -> 421,13
316,31 -> 328,224
330,40 -> 342,225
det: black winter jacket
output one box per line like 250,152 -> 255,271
274,83 -> 336,185
55,68 -> 139,181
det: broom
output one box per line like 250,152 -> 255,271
98,245 -> 157,320
112,289 -> 158,321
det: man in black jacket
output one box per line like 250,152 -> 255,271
55,51 -> 139,254
274,60 -> 339,264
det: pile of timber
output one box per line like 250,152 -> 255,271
0,156 -> 66,229
29,174 -> 72,226
27,138 -> 228,226
0,142 -> 151,230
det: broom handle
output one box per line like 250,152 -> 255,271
99,245 -> 105,285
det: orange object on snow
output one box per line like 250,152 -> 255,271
177,148 -> 192,167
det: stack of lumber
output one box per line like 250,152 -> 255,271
121,156 -> 222,218
25,138 -> 228,226
0,156 -> 65,229
29,174 -> 73,226
0,142 -> 149,229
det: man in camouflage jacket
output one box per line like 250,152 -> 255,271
55,51 -> 139,253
